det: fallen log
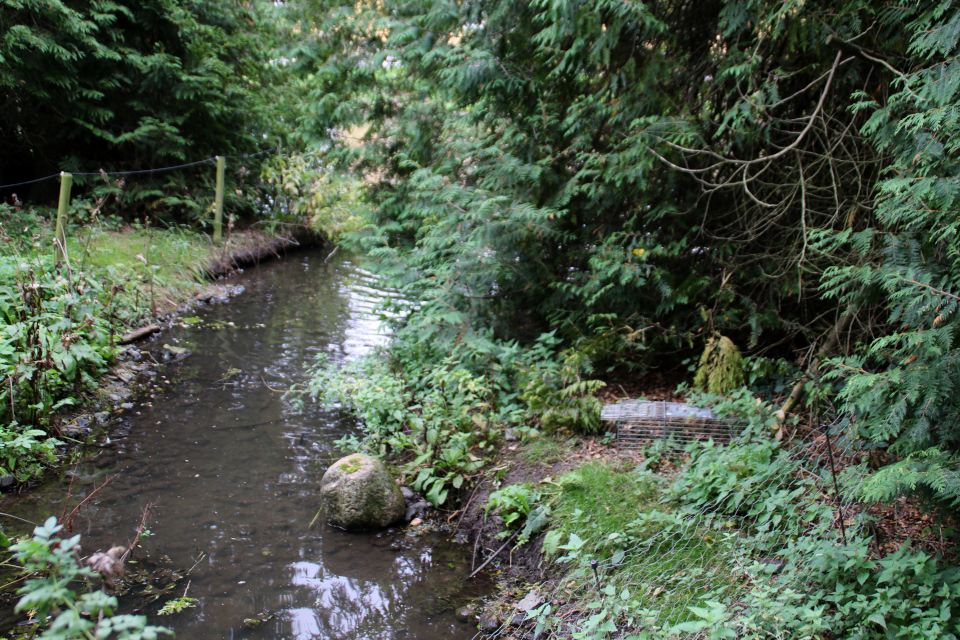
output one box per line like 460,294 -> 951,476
119,324 -> 161,344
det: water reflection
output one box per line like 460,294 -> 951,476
0,252 -> 483,640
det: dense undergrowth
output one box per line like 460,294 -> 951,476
304,329 -> 960,638
300,325 -> 608,505
0,202 -> 293,483
483,412 -> 960,639
497,438 -> 960,640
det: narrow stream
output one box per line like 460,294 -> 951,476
2,251 -> 486,639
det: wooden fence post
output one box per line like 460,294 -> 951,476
214,156 -> 225,243
55,172 -> 72,262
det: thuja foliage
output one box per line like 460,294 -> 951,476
818,2 -> 960,510
0,0 -> 298,222
294,0 -> 894,369
693,335 -> 745,396
291,0 -> 960,525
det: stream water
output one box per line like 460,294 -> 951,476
1,251 -> 486,639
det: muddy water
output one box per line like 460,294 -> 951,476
3,252 -> 485,639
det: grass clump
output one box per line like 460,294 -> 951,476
68,224 -> 278,322
534,462 -> 744,636
518,434 -> 576,467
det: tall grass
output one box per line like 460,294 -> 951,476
536,462 -> 745,634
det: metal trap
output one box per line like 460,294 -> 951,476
601,400 -> 747,450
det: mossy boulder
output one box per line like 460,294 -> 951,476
320,454 -> 405,530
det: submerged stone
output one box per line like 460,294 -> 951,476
320,454 -> 405,530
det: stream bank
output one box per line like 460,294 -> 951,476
0,225 -> 323,491
1,249 -> 490,639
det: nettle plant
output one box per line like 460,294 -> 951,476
0,256 -> 123,480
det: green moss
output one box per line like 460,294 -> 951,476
339,456 -> 364,474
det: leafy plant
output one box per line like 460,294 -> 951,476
11,516 -> 171,640
260,155 -> 367,238
157,596 -> 198,616
519,346 -> 607,434
0,256 -> 128,480
693,335 -> 744,396
487,484 -> 539,529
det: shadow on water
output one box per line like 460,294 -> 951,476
1,251 -> 487,639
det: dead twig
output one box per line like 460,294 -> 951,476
0,512 -> 38,527
454,486 -> 482,532
260,374 -> 284,393
121,502 -> 156,562
469,530 -> 521,579
186,552 -> 207,575
60,475 -> 116,533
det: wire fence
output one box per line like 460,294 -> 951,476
0,148 -> 279,191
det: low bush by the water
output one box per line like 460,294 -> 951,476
298,329 -> 607,506
0,256 -> 124,480
10,517 -> 170,640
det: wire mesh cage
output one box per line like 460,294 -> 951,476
601,399 -> 749,449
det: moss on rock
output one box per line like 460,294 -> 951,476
320,454 -> 405,530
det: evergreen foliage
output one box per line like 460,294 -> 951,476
820,2 -> 960,510
295,0 -> 960,515
693,335 -> 745,396
0,0 -> 295,220
297,0 -> 889,367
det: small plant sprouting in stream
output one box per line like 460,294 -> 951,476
157,595 -> 198,616
11,516 -> 171,640
157,581 -> 198,617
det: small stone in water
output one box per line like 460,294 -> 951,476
479,612 -> 500,633
410,518 -> 422,526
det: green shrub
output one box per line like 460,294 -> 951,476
686,535 -> 960,640
0,256 -> 126,480
299,329 -> 607,504
693,335 -> 744,396
12,517 -> 171,640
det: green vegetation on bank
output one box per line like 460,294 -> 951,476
492,438 -> 960,639
295,0 -> 960,635
302,330 -> 604,505
0,202 -> 289,483
301,0 -> 960,518
7,0 -> 960,636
